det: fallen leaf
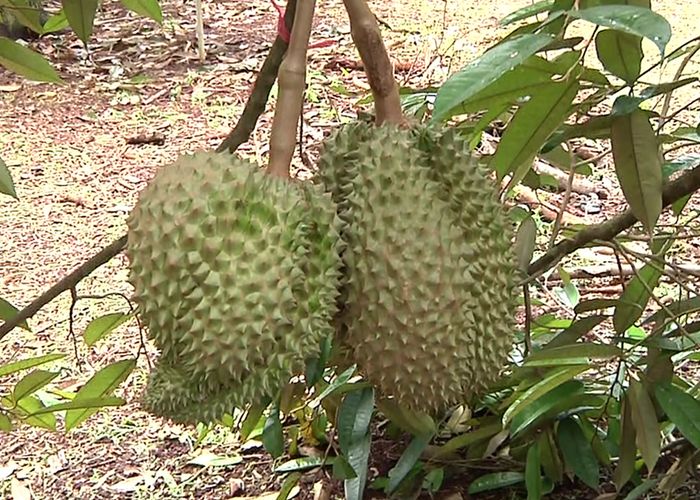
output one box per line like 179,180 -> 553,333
11,478 -> 32,500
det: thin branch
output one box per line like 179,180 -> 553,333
528,165 -> 700,277
215,0 -> 298,154
0,236 -> 128,339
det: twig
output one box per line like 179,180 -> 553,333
0,236 -> 128,339
527,165 -> 700,277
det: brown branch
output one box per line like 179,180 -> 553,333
0,236 -> 128,339
215,0 -> 297,154
267,0 -> 316,178
528,165 -> 700,277
342,0 -> 403,125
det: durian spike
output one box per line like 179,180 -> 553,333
342,0 -> 403,125
267,0 -> 317,178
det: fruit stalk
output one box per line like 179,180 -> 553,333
267,0 -> 316,178
342,0 -> 403,125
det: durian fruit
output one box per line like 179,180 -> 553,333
317,122 -> 516,413
127,152 -> 343,420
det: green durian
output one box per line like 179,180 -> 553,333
127,152 -> 343,411
318,123 -> 516,413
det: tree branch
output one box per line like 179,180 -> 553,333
0,236 -> 128,339
216,0 -> 297,154
527,165 -> 700,277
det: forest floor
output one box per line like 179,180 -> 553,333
1,0 -> 699,499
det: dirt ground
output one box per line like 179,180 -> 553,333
1,0 -> 699,498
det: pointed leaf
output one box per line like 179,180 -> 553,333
0,297 -> 29,330
262,405 -> 284,459
595,29 -> 642,83
0,37 -> 62,83
544,315 -> 607,349
275,457 -> 327,473
83,313 -> 130,346
43,10 -> 69,33
0,412 -> 12,431
526,343 -> 622,366
432,33 -> 554,122
491,79 -> 580,182
468,472 -> 525,494
332,455 -> 357,480
613,394 -> 637,490
570,5 -> 671,54
0,0 -> 44,33
510,380 -> 585,436
387,433 -> 432,493
655,383 -> 700,449
344,431 -> 371,500
65,359 -> 135,430
311,364 -> 355,405
338,387 -> 374,453
574,298 -> 618,314
240,400 -> 269,441
526,441 -> 543,500
538,428 -> 563,484
503,365 -> 589,425
29,397 -> 125,415
628,379 -> 659,472
0,156 -> 17,199
611,109 -> 662,234
0,353 -> 64,377
643,294 -> 700,328
435,421 -> 503,457
613,263 -> 663,334
515,216 -> 537,272
557,417 -> 600,489
501,0 -> 556,26
12,370 -> 58,401
278,473 -> 301,500
119,0 -> 162,23
61,0 -> 98,44
624,479 -> 659,500
10,395 -> 56,430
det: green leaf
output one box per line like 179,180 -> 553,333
338,387 -> 374,451
501,0 -> 555,26
644,294 -> 700,329
28,396 -> 125,415
628,379 -> 659,472
574,298 -> 618,314
623,479 -> 659,500
538,429 -> 563,484
12,370 -> 58,401
468,472 -> 525,494
527,343 -> 622,366
611,108 -> 662,234
305,335 -> 333,387
526,442 -> 543,500
642,78 -> 698,100
0,412 -> 12,431
613,264 -> 663,334
432,34 -> 554,122
83,313 -> 131,346
240,400 -> 269,441
274,457 -> 328,473
262,405 -> 284,459
43,10 -> 69,33
0,297 -> 29,330
557,417 -> 599,489
119,0 -> 162,23
491,78 -> 580,182
344,432 -> 371,500
435,421 -> 503,457
0,353 -> 65,377
11,395 -> 56,430
332,455 -> 357,480
504,365 -> 589,425
65,358 -> 135,431
0,0 -> 44,33
61,0 -> 99,44
570,5 -> 671,54
515,216 -> 537,272
387,433 -> 432,493
655,383 -> 700,449
545,315 -> 607,349
613,394 -> 637,490
0,156 -> 17,199
375,399 -> 436,436
595,29 -> 642,83
0,37 -> 63,83
311,364 -> 355,405
510,380 -> 585,436
277,472 -> 301,500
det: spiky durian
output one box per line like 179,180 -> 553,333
127,152 -> 343,411
317,123 -> 516,413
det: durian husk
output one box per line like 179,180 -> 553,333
127,152 -> 343,422
317,122 -> 516,413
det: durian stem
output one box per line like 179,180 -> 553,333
267,0 -> 316,178
342,0 -> 403,125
